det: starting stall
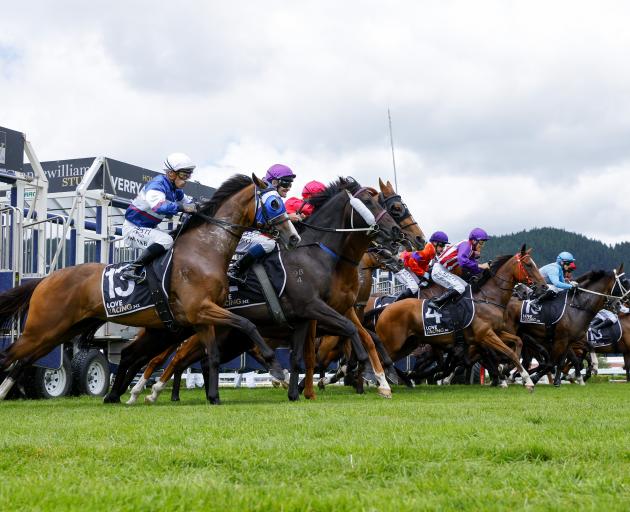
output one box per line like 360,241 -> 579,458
0,125 -> 219,398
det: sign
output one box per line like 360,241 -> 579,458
0,125 -> 25,173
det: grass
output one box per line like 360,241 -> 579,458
1,383 -> 630,511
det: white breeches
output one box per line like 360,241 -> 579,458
395,269 -> 420,293
431,262 -> 467,294
122,220 -> 174,251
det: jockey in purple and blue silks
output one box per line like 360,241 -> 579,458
228,163 -> 298,282
429,227 -> 491,308
121,152 -> 198,282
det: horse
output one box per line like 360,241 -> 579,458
105,177 -> 405,404
374,247 -> 546,391
502,266 -> 623,386
0,174 -> 300,402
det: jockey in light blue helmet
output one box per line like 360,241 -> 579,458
539,251 -> 577,292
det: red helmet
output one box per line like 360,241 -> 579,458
302,180 -> 326,199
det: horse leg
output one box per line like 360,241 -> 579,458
345,308 -> 391,398
288,322 -> 310,401
171,368 -> 183,402
126,345 -> 173,405
196,324 -> 220,404
303,320 -> 317,400
475,329 -> 535,391
0,361 -> 26,400
368,329 -> 399,385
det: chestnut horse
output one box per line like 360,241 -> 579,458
106,177 -> 405,403
0,174 -> 300,402
375,248 -> 546,391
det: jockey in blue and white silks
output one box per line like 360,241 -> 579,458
121,152 -> 197,281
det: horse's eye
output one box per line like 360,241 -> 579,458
270,199 -> 280,210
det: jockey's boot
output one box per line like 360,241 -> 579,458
394,288 -> 416,302
428,288 -> 460,310
228,252 -> 257,284
121,243 -> 167,283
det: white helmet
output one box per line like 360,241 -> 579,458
164,153 -> 196,173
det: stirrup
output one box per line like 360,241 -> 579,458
121,267 -> 146,283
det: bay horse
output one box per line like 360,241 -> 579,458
502,267 -> 623,386
130,178 -> 426,403
106,177 -> 404,404
0,174 -> 300,401
375,247 -> 546,391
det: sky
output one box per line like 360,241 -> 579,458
2,1 -> 630,244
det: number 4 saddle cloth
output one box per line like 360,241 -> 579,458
422,287 -> 475,337
101,250 -> 173,318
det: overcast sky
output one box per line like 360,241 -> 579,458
2,1 -> 630,244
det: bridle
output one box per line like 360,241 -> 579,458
492,253 -> 536,291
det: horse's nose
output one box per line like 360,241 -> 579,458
415,235 -> 426,247
289,234 -> 300,248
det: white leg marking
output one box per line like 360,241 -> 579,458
0,377 -> 15,400
144,379 -> 165,404
126,376 -> 147,405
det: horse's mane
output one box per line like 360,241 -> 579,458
178,174 -> 253,234
471,254 -> 513,291
575,269 -> 613,286
296,177 -> 362,234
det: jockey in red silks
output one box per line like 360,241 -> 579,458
285,180 -> 326,221
393,231 -> 449,301
229,163 -> 297,282
429,227 -> 491,308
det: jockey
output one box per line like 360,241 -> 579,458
229,163 -> 297,282
394,231 -> 449,301
121,153 -> 197,282
540,252 -> 579,291
590,308 -> 619,332
429,227 -> 490,309
285,180 -> 326,221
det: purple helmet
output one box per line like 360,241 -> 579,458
429,231 -> 449,244
469,227 -> 490,241
264,164 -> 296,182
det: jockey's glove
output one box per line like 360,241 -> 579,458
177,201 -> 199,214
570,281 -> 579,288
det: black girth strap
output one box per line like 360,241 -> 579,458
251,263 -> 289,326
145,265 -> 179,332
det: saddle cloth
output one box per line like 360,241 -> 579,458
101,249 -> 173,318
520,291 -> 567,325
422,286 -> 475,337
587,320 -> 623,348
225,250 -> 287,310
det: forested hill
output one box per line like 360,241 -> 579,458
483,228 -> 629,272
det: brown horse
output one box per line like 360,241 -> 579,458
125,178 -> 425,403
375,247 -> 546,391
0,174 -> 300,402
502,267 -> 622,386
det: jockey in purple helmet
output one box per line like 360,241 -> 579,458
229,163 -> 297,282
429,227 -> 491,308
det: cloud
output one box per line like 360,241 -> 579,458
1,1 -> 629,245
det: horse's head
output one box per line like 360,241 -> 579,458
487,244 -> 547,294
612,265 -> 630,308
378,178 -> 426,250
252,173 -> 301,250
344,177 -> 403,252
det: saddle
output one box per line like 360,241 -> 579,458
520,291 -> 567,326
422,287 -> 475,337
587,318 -> 623,350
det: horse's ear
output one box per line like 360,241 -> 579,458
378,177 -> 386,191
520,243 -> 527,256
252,173 -> 265,188
619,262 -> 625,273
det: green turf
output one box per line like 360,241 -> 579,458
1,383 -> 629,511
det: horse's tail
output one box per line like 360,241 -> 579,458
0,278 -> 44,330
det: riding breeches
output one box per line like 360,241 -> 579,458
249,231 -> 277,254
395,268 -> 420,293
122,220 -> 174,251
431,262 -> 467,294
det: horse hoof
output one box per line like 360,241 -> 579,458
317,380 -> 326,390
144,395 -> 156,405
102,394 -> 120,404
208,397 -> 221,405
171,397 -> 180,402
304,393 -> 316,400
526,385 -> 535,393
377,387 -> 392,399
125,397 -> 137,405
499,381 -> 508,388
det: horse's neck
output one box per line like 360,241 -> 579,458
577,276 -> 613,311
477,264 -> 515,306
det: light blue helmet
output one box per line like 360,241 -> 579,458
556,251 -> 575,264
